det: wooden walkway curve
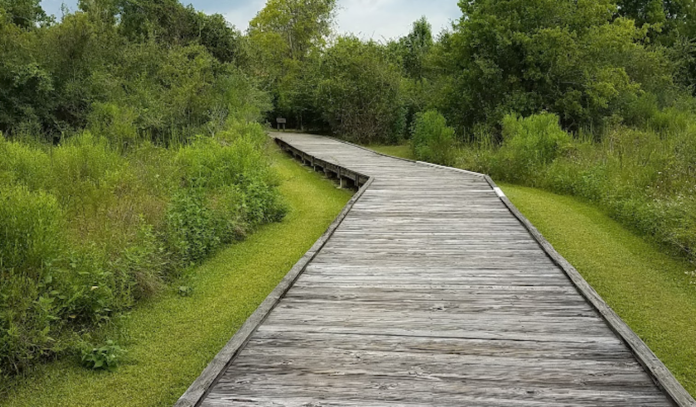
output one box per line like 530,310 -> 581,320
177,133 -> 694,407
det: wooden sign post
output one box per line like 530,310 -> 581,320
276,117 -> 287,131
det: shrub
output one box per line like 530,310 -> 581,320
48,132 -> 128,213
0,136 -> 51,191
164,188 -> 220,268
455,108 -> 696,265
166,132 -> 286,268
411,110 -> 456,165
0,185 -> 64,276
0,122 -> 286,376
0,185 -> 65,374
80,340 -> 124,371
496,113 -> 572,183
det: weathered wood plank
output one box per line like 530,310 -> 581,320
180,133 -> 693,407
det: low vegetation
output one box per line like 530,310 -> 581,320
0,125 -> 286,376
457,112 -> 696,264
0,146 -> 351,406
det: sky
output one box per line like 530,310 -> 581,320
39,0 -> 462,40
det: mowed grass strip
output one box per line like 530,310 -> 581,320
0,144 -> 351,407
500,183 -> 696,397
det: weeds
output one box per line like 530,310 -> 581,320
0,123 -> 286,375
455,110 -> 696,265
410,110 -> 456,165
80,340 -> 124,372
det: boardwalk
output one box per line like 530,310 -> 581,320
178,133 -> 693,407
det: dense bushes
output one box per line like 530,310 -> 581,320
0,125 -> 285,376
314,37 -> 406,144
457,112 -> 696,263
0,0 -> 264,144
433,0 -> 675,134
496,113 -> 573,182
0,0 -> 289,378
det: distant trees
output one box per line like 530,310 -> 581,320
400,17 -> 434,82
0,0 -> 50,28
616,0 -> 696,91
315,37 -> 405,143
248,0 -> 336,62
0,0 -> 262,142
435,0 -> 674,133
246,0 -> 336,129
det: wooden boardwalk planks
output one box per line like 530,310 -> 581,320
178,133 -> 694,407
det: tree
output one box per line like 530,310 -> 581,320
616,0 -> 696,91
316,36 -> 405,143
248,0 -> 336,61
112,0 -> 243,63
436,0 -> 673,134
401,17 -> 433,81
0,0 -> 50,29
247,0 -> 336,127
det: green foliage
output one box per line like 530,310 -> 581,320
165,188 -> 220,267
80,340 -> 123,371
0,0 -> 50,29
247,0 -> 336,129
0,185 -> 65,375
497,113 -> 572,182
166,133 -> 286,267
0,145 -> 352,407
0,126 -> 285,376
399,17 -> 434,81
0,0 -> 266,141
248,0 -> 336,61
316,37 -> 406,143
435,0 -> 674,132
456,110 -> 696,264
411,110 -> 456,165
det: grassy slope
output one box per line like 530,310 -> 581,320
0,144 -> 351,407
362,143 -> 696,395
500,183 -> 696,396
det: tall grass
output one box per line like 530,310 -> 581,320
456,110 -> 696,264
0,122 -> 286,376
410,110 -> 456,165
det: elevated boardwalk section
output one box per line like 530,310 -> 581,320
178,133 -> 694,406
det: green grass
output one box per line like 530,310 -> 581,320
499,183 -> 696,397
0,144 -> 351,407
363,143 -> 415,160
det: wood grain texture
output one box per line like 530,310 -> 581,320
183,132 -> 693,407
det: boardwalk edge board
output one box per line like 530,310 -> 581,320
173,148 -> 374,407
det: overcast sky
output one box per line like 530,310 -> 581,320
40,0 -> 462,40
